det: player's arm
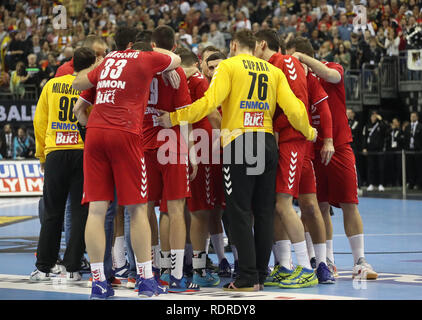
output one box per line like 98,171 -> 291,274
73,97 -> 92,127
158,62 -> 231,128
72,59 -> 102,91
207,109 -> 222,130
33,81 -> 50,170
276,72 -> 316,142
315,98 -> 334,165
294,52 -> 341,84
153,47 -> 181,71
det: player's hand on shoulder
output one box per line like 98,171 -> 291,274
312,127 -> 318,143
162,69 -> 181,89
157,109 -> 172,128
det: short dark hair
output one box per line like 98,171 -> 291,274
114,26 -> 137,51
151,25 -> 175,51
254,29 -> 280,52
135,30 -> 153,43
232,30 -> 257,51
201,45 -> 220,57
132,41 -> 153,51
83,35 -> 106,49
293,36 -> 314,57
206,52 -> 226,64
176,47 -> 199,67
73,47 -> 96,72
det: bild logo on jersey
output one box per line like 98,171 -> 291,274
244,112 -> 264,127
56,132 -> 79,145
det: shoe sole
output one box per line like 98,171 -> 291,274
352,273 -> 378,280
193,279 -> 220,287
278,280 -> 319,289
168,288 -> 200,293
263,281 -> 280,287
318,279 -> 336,284
138,291 -> 154,297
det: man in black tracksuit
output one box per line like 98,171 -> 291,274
385,118 -> 405,187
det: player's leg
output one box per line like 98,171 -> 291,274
184,205 -> 193,277
159,211 -> 171,285
209,208 -> 231,277
113,205 -> 129,279
148,202 -> 161,279
302,220 -> 316,268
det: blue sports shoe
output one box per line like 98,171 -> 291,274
152,266 -> 160,283
114,262 -> 130,278
169,275 -> 200,293
316,262 -> 336,284
137,277 -> 168,297
160,271 -> 170,286
218,258 -> 232,277
192,270 -> 220,287
90,280 -> 114,299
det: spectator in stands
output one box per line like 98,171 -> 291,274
367,37 -> 383,66
0,63 -> 10,91
347,108 -> 363,188
309,29 -> 322,51
233,11 -> 251,31
208,23 -> 225,50
10,61 -> 29,98
13,125 -> 35,159
349,32 -> 361,70
319,40 -> 334,62
362,111 -> 388,192
334,42 -> 351,70
338,13 -> 353,41
404,112 -> 422,190
25,53 -> 46,90
5,30 -> 25,71
252,0 -> 273,25
385,118 -> 405,187
385,27 -> 400,56
0,123 -> 14,159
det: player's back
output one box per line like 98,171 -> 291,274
143,66 -> 191,152
188,71 -> 212,131
319,61 -> 352,147
86,49 -> 171,136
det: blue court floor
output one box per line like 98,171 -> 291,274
0,196 -> 421,300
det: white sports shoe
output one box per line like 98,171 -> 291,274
30,269 -> 52,281
378,185 -> 385,192
66,272 -> 82,281
50,264 -> 66,275
367,185 -> 375,191
352,257 -> 378,280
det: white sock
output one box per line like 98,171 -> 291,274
326,239 -> 335,263
136,260 -> 153,279
91,262 -> 106,282
348,234 -> 365,265
161,251 -> 171,271
272,244 -> 279,264
192,250 -> 206,270
210,233 -> 226,263
314,243 -> 327,267
184,243 -> 193,266
171,249 -> 185,280
292,241 -> 312,270
205,237 -> 210,254
112,236 -> 126,268
274,240 -> 292,270
231,245 -> 238,261
151,245 -> 160,269
305,232 -> 315,259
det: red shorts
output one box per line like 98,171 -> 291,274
82,128 -> 147,206
299,156 -> 317,195
276,140 -> 307,198
313,143 -> 359,208
211,162 -> 226,208
187,163 -> 214,212
144,150 -> 191,208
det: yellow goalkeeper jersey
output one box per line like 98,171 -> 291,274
170,53 -> 315,147
34,74 -> 85,163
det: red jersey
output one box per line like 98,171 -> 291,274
55,59 -> 74,77
86,49 -> 172,136
319,62 -> 352,147
269,53 -> 310,144
187,72 -> 212,131
142,67 -> 191,153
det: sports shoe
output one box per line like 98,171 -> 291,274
278,266 -> 318,289
79,257 -> 91,274
50,263 -> 66,275
127,277 -> 136,289
168,275 -> 200,293
378,184 -> 385,192
367,184 -> 375,191
218,258 -> 232,277
183,263 -> 193,278
264,264 -> 281,283
66,271 -> 82,281
160,271 -> 170,286
152,266 -> 161,283
90,280 -> 114,299
326,258 -> 338,277
206,256 -> 218,272
109,276 -> 122,287
264,266 -> 295,286
352,257 -> 378,280
310,257 -> 317,269
137,277 -> 168,297
316,262 -> 335,284
114,262 -> 130,278
29,269 -> 52,281
192,269 -> 220,287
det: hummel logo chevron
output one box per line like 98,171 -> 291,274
223,166 -> 230,174
288,68 -> 296,75
225,181 -> 232,188
141,191 -> 147,198
289,170 -> 296,177
205,166 -> 210,173
290,164 -> 297,171
289,74 -> 297,80
284,57 -> 292,63
291,152 -> 298,157
142,178 -> 147,184
141,185 -> 147,191
288,184 -> 293,189
288,177 -> 295,184
286,62 -> 294,69
291,157 -> 297,164
224,174 -> 230,181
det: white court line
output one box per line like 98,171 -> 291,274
0,198 -> 41,209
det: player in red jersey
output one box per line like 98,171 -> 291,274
72,26 -> 182,298
292,37 -> 378,280
141,26 -> 200,293
175,47 -> 223,287
254,30 -> 323,288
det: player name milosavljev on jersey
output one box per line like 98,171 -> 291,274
167,54 -> 316,147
